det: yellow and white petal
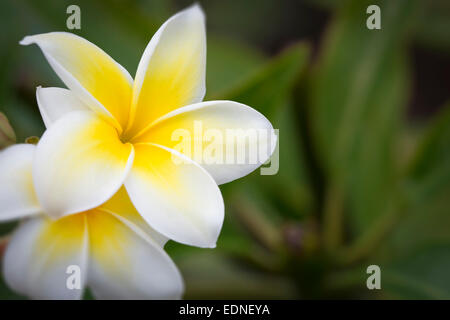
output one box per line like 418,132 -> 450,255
134,101 -> 277,184
87,209 -> 183,299
21,32 -> 133,130
34,111 -> 134,218
124,4 -> 206,139
98,186 -> 168,247
0,144 -> 40,221
125,143 -> 224,248
3,214 -> 88,300
36,87 -> 89,128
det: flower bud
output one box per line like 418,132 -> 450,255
25,136 -> 39,144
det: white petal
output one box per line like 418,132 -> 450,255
86,210 -> 183,299
3,214 -> 88,300
0,144 -> 40,221
33,111 -> 134,218
20,32 -> 133,131
134,100 -> 277,184
124,4 -> 206,138
36,87 -> 89,128
125,143 -> 224,248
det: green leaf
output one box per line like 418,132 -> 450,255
206,35 -> 266,98
371,104 -> 450,300
406,103 -> 450,205
310,0 -> 416,235
215,42 -> 309,120
328,245 -> 450,299
375,103 -> 450,259
382,245 -> 450,299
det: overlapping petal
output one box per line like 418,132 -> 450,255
124,4 -> 206,139
98,187 -> 168,247
36,87 -> 89,128
125,143 -> 224,248
3,214 -> 88,300
133,101 -> 277,184
33,111 -> 134,218
2,185 -> 181,300
21,32 -> 133,131
0,144 -> 40,221
87,209 -> 183,299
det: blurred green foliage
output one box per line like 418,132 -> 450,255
0,0 -> 449,299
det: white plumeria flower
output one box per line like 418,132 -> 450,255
0,144 -> 183,300
20,5 -> 275,248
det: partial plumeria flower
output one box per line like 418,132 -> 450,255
0,144 -> 183,300
20,5 -> 276,248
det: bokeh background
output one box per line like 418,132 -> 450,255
0,0 -> 449,299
